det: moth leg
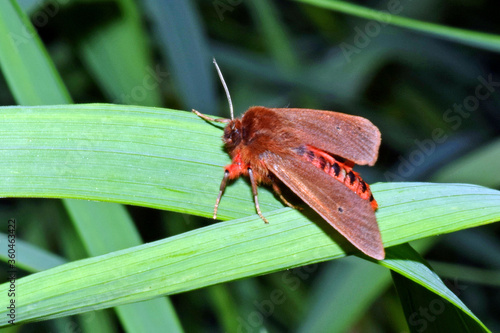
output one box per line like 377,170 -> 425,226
213,170 -> 230,219
248,168 -> 269,224
192,109 -> 230,123
271,181 -> 302,210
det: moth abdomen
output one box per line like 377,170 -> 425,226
295,145 -> 378,210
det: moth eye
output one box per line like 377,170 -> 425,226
338,207 -> 344,213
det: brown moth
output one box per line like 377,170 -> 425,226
193,60 -> 384,260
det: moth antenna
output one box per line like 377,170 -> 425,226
213,58 -> 234,120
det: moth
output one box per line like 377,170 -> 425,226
193,60 -> 384,260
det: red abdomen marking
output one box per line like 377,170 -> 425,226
295,145 -> 378,210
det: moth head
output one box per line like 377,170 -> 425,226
223,119 -> 242,150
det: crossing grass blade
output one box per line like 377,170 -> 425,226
295,0 -> 500,53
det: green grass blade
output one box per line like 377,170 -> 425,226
142,0 -> 216,113
0,232 -> 67,272
384,244 -> 489,332
17,0 -> 47,13
2,104 -> 500,231
393,272 -> 488,333
374,183 -> 500,246
431,261 -> 500,287
78,0 -> 162,106
295,0 -> 500,53
0,0 -> 71,105
432,138 -> 500,187
0,3 -> 182,330
247,0 -> 299,71
0,177 -> 498,325
298,239 -> 436,332
207,285 -> 241,332
0,104 -> 499,224
298,256 -> 391,333
63,201 -> 143,256
0,104 -> 283,217
63,200 -> 184,332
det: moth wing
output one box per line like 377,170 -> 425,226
262,152 -> 384,260
269,108 -> 381,166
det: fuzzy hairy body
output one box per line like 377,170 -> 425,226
223,107 -> 302,184
222,106 -> 379,209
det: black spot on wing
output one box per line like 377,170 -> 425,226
360,180 -> 367,193
318,156 -> 326,169
332,163 -> 340,176
347,171 -> 355,185
294,145 -> 307,156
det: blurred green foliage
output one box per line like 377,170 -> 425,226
0,0 -> 499,332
